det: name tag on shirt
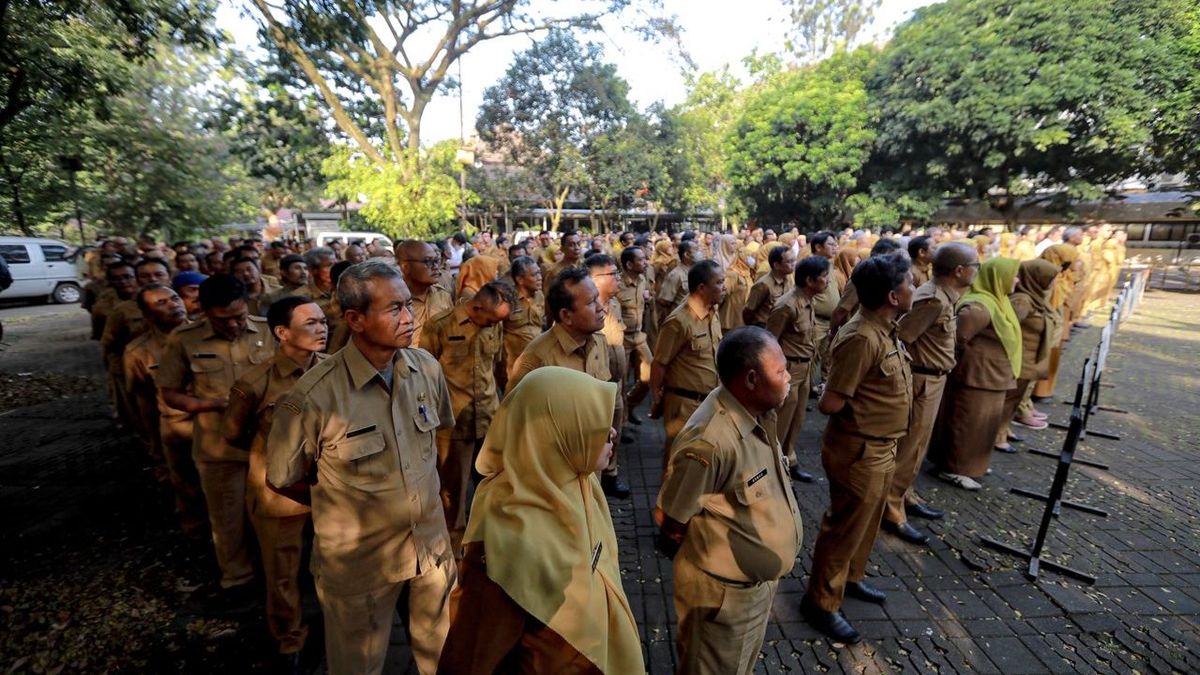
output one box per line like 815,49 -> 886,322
448,335 -> 466,342
591,542 -> 603,572
747,468 -> 768,486
346,425 -> 377,438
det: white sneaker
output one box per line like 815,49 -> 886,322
938,472 -> 982,490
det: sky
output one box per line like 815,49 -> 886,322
216,0 -> 939,146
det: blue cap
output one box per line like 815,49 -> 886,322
172,271 -> 208,290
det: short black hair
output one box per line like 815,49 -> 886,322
280,254 -> 305,272
199,274 -> 247,310
229,256 -> 258,272
680,230 -> 696,242
907,235 -> 932,260
234,243 -> 258,256
810,231 -> 836,250
584,253 -> 616,271
510,255 -> 538,280
475,279 -> 517,309
268,295 -> 315,334
677,240 -> 694,261
134,283 -> 172,314
687,259 -> 722,293
794,255 -> 830,286
106,261 -> 135,278
135,257 -> 169,276
507,244 -> 526,259
853,253 -> 911,310
870,238 -> 902,257
452,232 -> 468,245
717,326 -> 776,386
768,245 -> 790,266
330,260 -> 354,288
620,245 -> 642,269
547,267 -> 591,323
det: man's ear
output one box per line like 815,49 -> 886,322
887,289 -> 900,308
343,309 -> 365,333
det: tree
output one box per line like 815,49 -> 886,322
662,68 -> 744,223
322,139 -> 469,240
725,49 -> 877,228
476,29 -> 635,230
786,0 -> 882,63
587,112 -> 668,230
868,0 -> 1174,215
1145,1 -> 1200,184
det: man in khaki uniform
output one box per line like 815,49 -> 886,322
765,256 -> 829,483
267,261 -> 456,675
656,239 -> 696,321
230,256 -> 279,316
587,253 -> 633,498
802,254 -> 914,644
420,281 -> 513,552
93,261 -> 139,424
829,238 -> 903,336
297,247 -> 340,337
809,232 -> 841,384
618,245 -> 652,421
263,254 -> 309,306
157,275 -> 276,604
742,245 -> 795,327
222,296 -> 327,665
102,258 -> 171,431
658,327 -> 801,675
123,284 -> 204,532
397,240 -> 455,348
907,236 -> 934,288
541,230 -> 583,295
651,260 -> 725,471
500,255 -> 544,378
884,243 -> 978,545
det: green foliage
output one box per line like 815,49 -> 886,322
663,69 -> 744,219
323,140 -> 471,241
726,49 -> 878,228
786,0 -> 882,62
1145,1 -> 1200,182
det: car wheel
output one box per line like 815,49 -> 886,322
52,282 -> 82,304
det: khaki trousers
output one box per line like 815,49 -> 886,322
814,318 -> 832,382
163,437 -> 207,534
604,344 -> 629,478
317,556 -> 457,675
662,392 -> 704,473
776,359 -> 812,465
884,373 -> 947,525
249,511 -> 309,654
195,459 -> 255,588
437,434 -> 483,555
625,337 -> 652,411
673,553 -> 777,675
807,427 -> 895,612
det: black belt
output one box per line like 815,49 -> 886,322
667,386 -> 708,402
701,568 -> 763,589
786,356 -> 812,364
912,365 -> 950,377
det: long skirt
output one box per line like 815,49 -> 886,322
930,381 -> 1008,478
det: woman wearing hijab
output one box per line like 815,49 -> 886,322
993,259 -> 1060,452
1032,244 -> 1079,400
650,239 -> 677,298
831,248 -> 860,294
714,234 -> 752,331
439,367 -> 644,675
930,257 -> 1022,490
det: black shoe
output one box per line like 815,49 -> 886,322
994,444 -> 1019,454
202,581 -> 258,616
627,411 -> 643,425
801,596 -> 861,643
600,474 -> 631,499
788,465 -> 814,483
277,652 -> 304,675
905,502 -> 945,520
882,520 -> 930,546
844,580 -> 887,604
1007,431 -> 1025,443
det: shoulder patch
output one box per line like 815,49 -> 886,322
682,451 -> 710,467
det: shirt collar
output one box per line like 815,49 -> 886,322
273,351 -> 312,378
453,302 -> 472,326
550,322 -> 588,355
686,295 -> 713,321
343,339 -> 416,390
197,316 -> 260,341
715,386 -> 763,441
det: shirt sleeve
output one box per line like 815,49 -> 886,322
155,333 -> 190,392
266,390 -> 318,489
655,271 -> 677,303
221,378 -> 259,450
764,302 -> 794,339
836,281 -> 859,313
652,317 -> 687,367
825,333 -> 875,398
657,438 -> 726,524
506,345 -> 543,394
433,367 -> 456,432
896,298 -> 942,344
419,318 -> 443,358
956,303 -> 992,346
745,281 -> 767,313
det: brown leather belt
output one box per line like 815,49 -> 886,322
912,365 -> 950,377
786,356 -> 812,363
667,386 -> 708,402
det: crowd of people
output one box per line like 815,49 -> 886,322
77,220 -> 1127,674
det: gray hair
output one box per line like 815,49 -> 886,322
336,260 -> 403,314
303,246 -> 336,268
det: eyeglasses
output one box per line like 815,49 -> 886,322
403,257 -> 442,266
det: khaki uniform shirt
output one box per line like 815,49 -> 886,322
912,263 -> 932,289
825,311 -> 912,439
502,289 -> 545,359
101,299 -> 146,374
261,253 -> 282,280
156,317 -> 276,462
658,386 -> 802,583
765,289 -> 816,361
656,264 -> 690,311
602,297 -> 625,350
952,303 -> 1017,391
654,299 -> 722,395
223,352 -> 324,518
420,304 -> 502,440
744,273 -> 793,327
812,276 -> 841,321
897,280 -> 960,373
412,284 -> 455,350
617,273 -> 647,348
509,322 -> 612,393
835,279 -> 859,318
124,324 -> 193,444
266,342 -> 455,594
542,259 -> 580,295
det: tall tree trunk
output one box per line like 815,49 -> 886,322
0,152 -> 32,235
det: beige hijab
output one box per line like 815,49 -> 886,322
465,367 -> 643,675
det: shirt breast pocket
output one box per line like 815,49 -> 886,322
412,408 -> 441,471
328,431 -> 390,487
689,333 -> 713,354
189,357 -> 229,394
734,468 -> 773,507
879,353 -> 907,394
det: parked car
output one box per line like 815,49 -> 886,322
0,237 -> 83,304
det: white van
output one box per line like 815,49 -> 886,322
0,237 -> 83,304
314,231 -> 393,249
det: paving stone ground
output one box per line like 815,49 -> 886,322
1,291 -> 1198,673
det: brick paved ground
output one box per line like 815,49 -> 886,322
2,292 -> 1198,673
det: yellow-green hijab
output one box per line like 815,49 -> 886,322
465,367 -> 643,675
958,257 -> 1023,378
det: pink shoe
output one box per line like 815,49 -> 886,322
1029,409 -> 1048,419
1014,415 -> 1048,430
